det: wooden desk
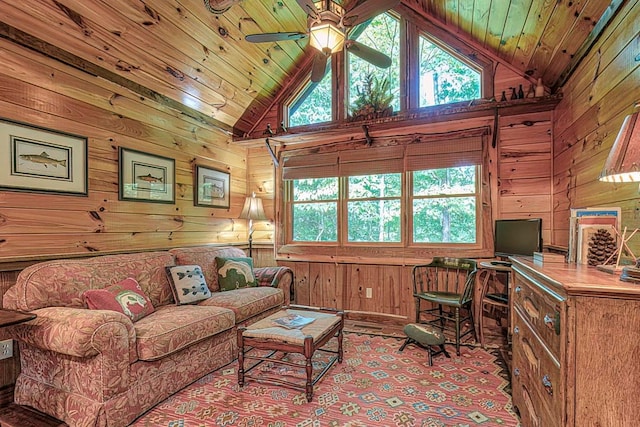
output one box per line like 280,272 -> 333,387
474,261 -> 512,346
510,256 -> 640,426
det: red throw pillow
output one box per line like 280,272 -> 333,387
83,277 -> 155,322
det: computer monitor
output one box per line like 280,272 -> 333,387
494,218 -> 542,257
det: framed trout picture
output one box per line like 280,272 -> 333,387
194,164 -> 230,208
0,118 -> 88,196
119,147 -> 175,204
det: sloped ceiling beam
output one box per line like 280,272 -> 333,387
555,0 -> 625,90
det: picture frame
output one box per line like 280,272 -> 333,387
0,118 -> 88,196
194,164 -> 230,209
119,147 -> 175,204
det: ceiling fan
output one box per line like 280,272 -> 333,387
245,0 -> 400,82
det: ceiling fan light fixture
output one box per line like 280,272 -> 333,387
309,22 -> 345,54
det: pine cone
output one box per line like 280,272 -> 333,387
587,229 -> 616,266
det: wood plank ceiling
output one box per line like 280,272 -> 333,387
0,0 -> 614,138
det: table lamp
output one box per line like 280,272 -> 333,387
239,192 -> 267,257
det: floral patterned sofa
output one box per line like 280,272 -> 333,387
2,245 -> 292,427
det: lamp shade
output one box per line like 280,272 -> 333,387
600,112 -> 640,183
309,22 -> 345,54
239,193 -> 267,221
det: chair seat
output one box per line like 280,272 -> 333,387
417,291 -> 466,307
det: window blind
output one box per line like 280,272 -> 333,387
282,131 -> 485,179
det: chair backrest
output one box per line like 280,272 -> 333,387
412,257 -> 478,304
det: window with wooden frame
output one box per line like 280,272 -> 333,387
347,12 -> 401,116
286,59 -> 333,127
418,33 -> 482,107
282,134 -> 483,247
283,10 -> 491,128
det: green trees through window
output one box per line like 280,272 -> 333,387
288,63 -> 333,127
291,178 -> 338,241
288,166 -> 478,245
347,174 -> 401,242
419,36 -> 481,107
412,167 -> 477,243
348,13 -> 400,114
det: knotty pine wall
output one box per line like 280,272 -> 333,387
0,39 -> 253,263
553,0 -> 640,254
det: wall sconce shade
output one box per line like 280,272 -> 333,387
309,22 -> 345,54
600,112 -> 640,183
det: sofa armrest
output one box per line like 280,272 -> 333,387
10,306 -> 136,362
254,266 -> 294,305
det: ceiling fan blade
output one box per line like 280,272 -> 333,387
245,32 -> 307,43
296,0 -> 319,19
311,51 -> 329,83
342,0 -> 400,27
345,40 -> 391,68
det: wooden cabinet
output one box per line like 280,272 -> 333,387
510,257 -> 640,427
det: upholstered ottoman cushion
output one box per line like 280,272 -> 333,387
400,323 -> 450,366
403,323 -> 445,346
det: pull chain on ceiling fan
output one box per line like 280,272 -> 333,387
245,0 -> 399,82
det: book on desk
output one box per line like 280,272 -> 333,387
533,251 -> 566,264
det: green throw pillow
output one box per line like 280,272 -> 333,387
215,257 -> 256,291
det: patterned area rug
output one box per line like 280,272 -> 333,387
132,333 -> 520,426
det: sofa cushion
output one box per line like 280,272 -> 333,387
83,277 -> 155,322
165,265 -> 212,305
170,246 -> 247,292
133,304 -> 234,361
215,256 -> 256,291
198,286 -> 284,323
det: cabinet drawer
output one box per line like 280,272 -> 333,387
512,371 -> 544,427
512,271 -> 564,358
512,312 -> 561,426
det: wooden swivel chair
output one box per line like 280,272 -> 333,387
410,257 -> 478,355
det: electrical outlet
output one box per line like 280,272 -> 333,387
365,288 -> 372,298
0,339 -> 13,360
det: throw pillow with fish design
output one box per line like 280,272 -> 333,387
165,265 -> 212,305
215,257 -> 257,291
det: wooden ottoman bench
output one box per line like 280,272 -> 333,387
399,323 -> 451,366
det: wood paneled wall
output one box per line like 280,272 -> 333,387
248,105 -> 554,321
0,39 -> 254,262
552,0 -> 640,253
498,110 -> 554,245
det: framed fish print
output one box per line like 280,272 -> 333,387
194,165 -> 230,209
0,118 -> 88,196
119,147 -> 175,204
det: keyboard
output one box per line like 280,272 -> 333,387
490,261 -> 511,267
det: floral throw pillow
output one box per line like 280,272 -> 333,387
166,265 -> 212,304
83,277 -> 155,322
215,257 -> 257,291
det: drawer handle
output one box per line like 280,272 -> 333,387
514,368 -> 520,377
513,326 -> 519,334
544,312 -> 561,335
542,375 -> 553,396
515,286 -> 522,293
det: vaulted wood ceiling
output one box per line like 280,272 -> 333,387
0,0 -> 616,138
